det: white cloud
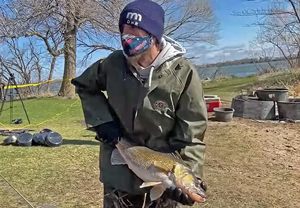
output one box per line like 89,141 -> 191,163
184,44 -> 251,65
206,51 -> 222,58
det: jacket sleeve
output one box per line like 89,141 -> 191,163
168,66 -> 208,179
71,58 -> 114,130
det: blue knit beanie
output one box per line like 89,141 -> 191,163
119,0 -> 165,43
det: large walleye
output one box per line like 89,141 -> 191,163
110,138 -> 206,203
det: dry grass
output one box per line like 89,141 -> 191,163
253,69 -> 300,97
195,116 -> 300,208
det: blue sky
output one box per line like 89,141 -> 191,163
212,0 -> 266,48
183,0 -> 271,65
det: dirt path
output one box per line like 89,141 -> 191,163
200,115 -> 300,208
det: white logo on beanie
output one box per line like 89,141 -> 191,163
126,12 -> 142,26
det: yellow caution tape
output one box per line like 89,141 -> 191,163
4,56 -> 108,90
3,78 -> 74,90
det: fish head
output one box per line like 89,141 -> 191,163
174,165 -> 206,203
180,173 -> 206,202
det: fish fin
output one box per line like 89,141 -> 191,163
150,185 -> 166,201
118,137 -> 134,148
167,151 -> 182,160
140,181 -> 162,188
110,149 -> 126,165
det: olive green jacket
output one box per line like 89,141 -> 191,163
71,50 -> 208,195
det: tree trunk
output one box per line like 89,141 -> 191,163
297,50 -> 300,67
24,75 -> 34,96
59,30 -> 77,99
46,56 -> 57,93
59,1 -> 78,99
37,67 -> 42,95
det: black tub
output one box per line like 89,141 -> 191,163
17,133 -> 33,147
231,97 -> 276,120
255,88 -> 288,102
213,107 -> 235,122
277,98 -> 300,120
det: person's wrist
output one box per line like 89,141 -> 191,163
94,121 -> 122,146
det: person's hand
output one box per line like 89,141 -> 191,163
94,121 -> 123,146
162,181 -> 207,206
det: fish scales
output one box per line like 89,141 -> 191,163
124,146 -> 179,173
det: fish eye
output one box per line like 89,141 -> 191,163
194,180 -> 202,188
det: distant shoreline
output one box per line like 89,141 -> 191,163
196,57 -> 290,68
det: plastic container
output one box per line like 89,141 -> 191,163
32,133 -> 44,145
255,88 -> 288,102
213,107 -> 235,122
205,96 -> 221,112
204,95 -> 219,99
231,97 -> 276,120
39,129 -> 53,145
45,132 -> 63,147
17,133 -> 33,147
277,98 -> 300,120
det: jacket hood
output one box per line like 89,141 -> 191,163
152,35 -> 186,68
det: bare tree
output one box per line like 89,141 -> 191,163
0,0 -> 219,98
0,38 -> 44,96
26,24 -> 65,93
234,0 -> 300,68
249,40 -> 281,74
30,43 -> 44,95
161,0 -> 219,45
0,0 -> 125,98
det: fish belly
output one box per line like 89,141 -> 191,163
125,157 -> 173,189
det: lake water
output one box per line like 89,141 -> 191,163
197,60 -> 289,78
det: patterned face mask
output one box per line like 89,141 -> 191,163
121,34 -> 153,57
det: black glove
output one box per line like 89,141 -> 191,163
162,181 -> 207,206
94,121 -> 123,146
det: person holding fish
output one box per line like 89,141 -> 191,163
71,0 -> 208,207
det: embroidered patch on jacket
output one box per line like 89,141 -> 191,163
154,100 -> 168,112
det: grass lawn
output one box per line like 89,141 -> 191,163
0,73 -> 299,208
0,97 -> 102,208
202,76 -> 257,100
